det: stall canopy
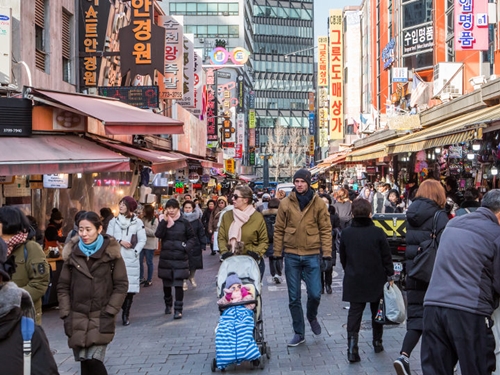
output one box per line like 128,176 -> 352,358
97,141 -> 188,173
387,104 -> 500,154
346,142 -> 388,162
0,135 -> 130,176
29,88 -> 184,135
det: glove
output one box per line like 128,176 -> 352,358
221,252 -> 234,260
272,257 -> 283,276
322,257 -> 333,273
246,250 -> 260,261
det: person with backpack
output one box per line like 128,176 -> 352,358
0,207 -> 50,325
58,211 -> 128,375
262,198 -> 281,283
0,235 -> 59,375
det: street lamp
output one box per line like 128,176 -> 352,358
284,45 -> 318,59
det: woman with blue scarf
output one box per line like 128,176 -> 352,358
58,211 -> 128,375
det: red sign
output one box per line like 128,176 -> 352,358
235,144 -> 243,159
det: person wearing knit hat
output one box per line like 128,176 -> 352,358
44,207 -> 66,249
272,168 -> 333,347
107,196 -> 147,326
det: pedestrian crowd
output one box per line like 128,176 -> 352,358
1,170 -> 500,375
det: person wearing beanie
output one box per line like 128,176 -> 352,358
107,196 -> 147,326
0,232 -> 59,374
272,168 -> 332,347
44,207 -> 66,249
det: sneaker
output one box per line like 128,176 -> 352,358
394,355 -> 410,375
189,277 -> 197,287
309,319 -> 321,335
287,334 -> 305,347
143,281 -> 152,287
273,276 -> 281,284
183,280 -> 188,291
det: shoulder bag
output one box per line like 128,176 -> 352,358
408,210 -> 443,283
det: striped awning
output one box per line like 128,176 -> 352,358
346,143 -> 388,162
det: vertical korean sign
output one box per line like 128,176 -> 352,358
206,68 -> 218,146
158,15 -> 184,99
176,34 -> 195,107
317,36 -> 329,148
317,36 -> 328,88
454,0 -> 488,51
329,10 -> 344,140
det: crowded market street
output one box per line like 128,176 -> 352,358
42,250 -> 427,375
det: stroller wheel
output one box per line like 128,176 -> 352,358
266,345 -> 271,359
211,358 -> 216,372
252,358 -> 260,368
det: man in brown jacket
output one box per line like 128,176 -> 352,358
273,169 -> 332,346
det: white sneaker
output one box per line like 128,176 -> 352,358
189,277 -> 197,287
183,280 -> 188,291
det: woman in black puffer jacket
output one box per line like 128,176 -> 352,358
393,179 -> 448,375
155,199 -> 196,320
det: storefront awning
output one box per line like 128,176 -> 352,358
98,142 -> 188,173
346,143 -> 388,162
0,135 -> 130,176
29,88 -> 184,135
187,157 -> 223,169
386,104 -> 500,154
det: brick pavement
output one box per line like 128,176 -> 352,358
42,251 -> 425,375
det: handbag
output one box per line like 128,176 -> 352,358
374,283 -> 406,325
408,210 -> 443,283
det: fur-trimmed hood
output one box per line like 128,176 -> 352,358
62,234 -> 121,261
0,281 -> 33,321
261,208 -> 278,216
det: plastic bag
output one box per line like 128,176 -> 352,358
383,282 -> 406,324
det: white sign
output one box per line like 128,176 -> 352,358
0,8 -> 12,84
158,15 -> 184,100
392,67 -> 408,82
176,34 -> 195,108
43,174 -> 70,189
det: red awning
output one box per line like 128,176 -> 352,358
98,142 -> 188,173
0,135 -> 130,176
29,88 -> 184,135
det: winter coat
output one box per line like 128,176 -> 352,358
106,214 -> 147,293
155,217 -> 196,287
57,236 -> 128,349
10,240 -> 50,325
184,212 -> 207,270
339,217 -> 394,303
425,207 -> 500,317
455,200 -> 480,216
273,191 -> 332,257
218,210 -> 269,258
405,197 -> 448,330
262,208 -> 278,257
373,191 -> 389,213
356,187 -> 374,203
143,216 -> 159,250
201,207 -> 214,236
333,200 -> 352,229
208,207 -> 224,235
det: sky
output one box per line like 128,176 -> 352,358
314,0 -> 362,40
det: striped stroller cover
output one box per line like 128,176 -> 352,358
215,305 -> 261,369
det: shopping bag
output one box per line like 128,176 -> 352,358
213,231 -> 219,251
383,282 -> 406,324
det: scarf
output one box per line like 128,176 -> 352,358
294,187 -> 314,211
183,211 -> 199,223
78,234 -> 104,257
167,211 -> 181,228
6,232 -> 28,256
228,205 -> 255,251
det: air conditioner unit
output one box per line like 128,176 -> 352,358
199,38 -> 205,43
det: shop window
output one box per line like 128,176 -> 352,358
35,0 -> 47,72
62,8 -> 72,83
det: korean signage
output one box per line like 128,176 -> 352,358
0,8 -> 12,85
317,36 -> 328,87
255,129 -> 260,151
392,67 -> 408,83
454,0 -> 488,51
249,147 -> 256,166
248,91 -> 255,109
191,52 -> 203,115
206,69 -> 218,144
329,9 -> 344,140
158,15 -> 184,99
318,87 -> 328,134
222,116 -> 235,141
0,98 -> 32,137
208,47 -> 250,65
79,0 -> 111,87
237,75 -> 244,113
403,25 -> 433,54
249,128 -> 256,147
98,86 -> 159,108
119,0 -> 165,79
248,109 -> 256,128
308,135 -> 315,156
236,113 -> 245,158
225,159 -> 235,174
176,35 -> 195,108
382,38 -> 395,70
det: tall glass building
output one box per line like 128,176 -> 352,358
252,0 -> 314,154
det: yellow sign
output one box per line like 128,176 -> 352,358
248,109 -> 256,129
225,158 -> 235,173
329,9 -> 344,140
317,36 -> 328,87
309,135 -> 315,155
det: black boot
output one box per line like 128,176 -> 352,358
174,301 -> 183,319
372,319 -> 384,353
121,294 -> 133,326
373,339 -> 384,353
164,296 -> 172,315
347,332 -> 360,362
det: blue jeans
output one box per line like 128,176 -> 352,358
140,249 -> 155,282
284,253 -> 322,337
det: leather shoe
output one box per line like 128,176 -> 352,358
326,285 -> 332,294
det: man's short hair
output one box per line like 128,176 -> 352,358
481,189 -> 500,213
351,199 -> 372,218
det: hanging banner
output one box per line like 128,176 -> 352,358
249,128 -> 256,147
191,51 -> 203,116
454,0 -> 488,51
225,158 -> 235,174
176,34 -> 195,108
317,36 -> 328,87
309,136 -> 315,156
237,75 -> 245,113
206,68 -> 218,144
329,9 -> 344,140
158,15 -> 184,99
236,113 -> 245,159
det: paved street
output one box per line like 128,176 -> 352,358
42,250 -> 425,375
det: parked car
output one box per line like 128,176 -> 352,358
276,183 -> 294,196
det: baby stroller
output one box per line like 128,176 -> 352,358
211,255 -> 271,372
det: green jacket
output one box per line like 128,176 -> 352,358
11,240 -> 50,325
218,210 -> 269,258
273,191 -> 332,257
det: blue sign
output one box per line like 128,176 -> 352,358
0,15 -> 9,21
308,117 -> 315,135
309,113 -> 315,120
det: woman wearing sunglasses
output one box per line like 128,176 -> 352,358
218,185 -> 268,279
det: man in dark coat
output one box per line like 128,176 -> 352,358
421,190 -> 500,374
339,199 -> 394,362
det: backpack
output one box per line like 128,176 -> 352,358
21,316 -> 35,375
264,215 -> 276,244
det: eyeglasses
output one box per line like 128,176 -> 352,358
232,194 -> 242,200
218,201 -> 226,204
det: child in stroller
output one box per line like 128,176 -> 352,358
211,255 -> 270,372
